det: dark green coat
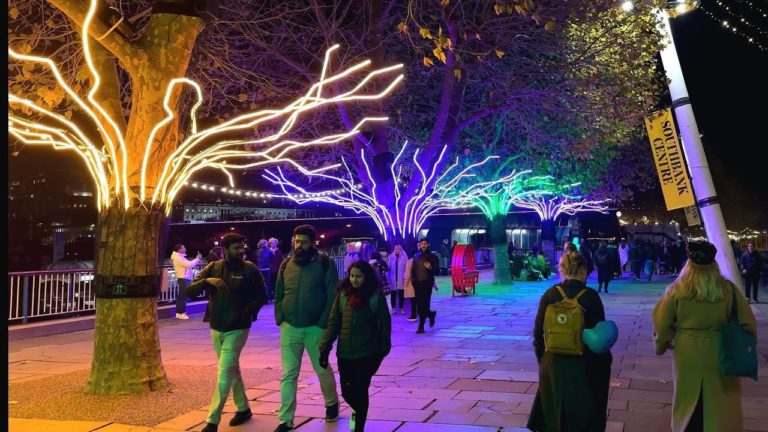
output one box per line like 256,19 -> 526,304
528,279 -> 612,432
274,252 -> 338,328
319,291 -> 392,360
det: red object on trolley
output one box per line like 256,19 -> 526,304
451,244 -> 479,296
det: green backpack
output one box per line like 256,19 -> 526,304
544,286 -> 587,356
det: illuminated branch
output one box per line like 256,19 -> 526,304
8,0 -> 404,214
510,182 -> 610,221
263,141 -> 510,240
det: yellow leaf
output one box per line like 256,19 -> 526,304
9,7 -> 19,20
495,49 -> 505,58
422,56 -> 434,67
494,4 -> 503,15
545,20 -> 556,31
441,0 -> 450,5
532,14 -> 541,25
454,69 -> 462,80
64,111 -> 73,120
419,27 -> 433,40
432,47 -> 447,64
237,94 -> 247,102
46,19 -> 56,28
515,5 -> 525,16
397,22 -> 408,33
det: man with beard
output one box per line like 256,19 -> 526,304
412,238 -> 440,334
273,225 -> 340,432
186,233 -> 267,432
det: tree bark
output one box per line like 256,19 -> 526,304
88,205 -> 169,394
541,218 -> 557,267
489,214 -> 512,285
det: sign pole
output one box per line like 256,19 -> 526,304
657,11 -> 743,289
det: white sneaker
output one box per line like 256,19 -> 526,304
175,313 -> 190,320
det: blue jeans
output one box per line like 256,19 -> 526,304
176,278 -> 190,314
207,328 -> 250,424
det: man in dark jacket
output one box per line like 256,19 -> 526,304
741,242 -> 763,303
273,225 -> 339,432
255,239 -> 273,300
186,233 -> 267,432
412,238 -> 440,334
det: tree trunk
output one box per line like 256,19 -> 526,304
489,214 -> 512,285
541,218 -> 557,267
88,205 -> 169,394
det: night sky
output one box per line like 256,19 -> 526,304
666,0 -> 768,228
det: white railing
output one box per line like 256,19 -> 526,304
8,266 -> 203,323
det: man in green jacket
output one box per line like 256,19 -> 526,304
273,225 -> 340,432
186,233 -> 267,432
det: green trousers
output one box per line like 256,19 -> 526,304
278,322 -> 339,425
206,328 -> 250,425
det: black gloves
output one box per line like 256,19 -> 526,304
319,351 -> 330,369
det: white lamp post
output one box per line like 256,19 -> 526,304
654,0 -> 744,289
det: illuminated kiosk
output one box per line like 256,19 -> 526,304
451,244 -> 479,296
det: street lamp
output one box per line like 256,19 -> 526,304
625,0 -> 743,288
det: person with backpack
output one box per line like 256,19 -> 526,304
652,241 -> 757,431
273,225 -> 340,432
318,260 -> 392,432
594,242 -> 613,294
185,233 -> 268,432
528,242 -> 612,432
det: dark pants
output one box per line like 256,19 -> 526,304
338,355 -> 383,432
630,260 -> 642,279
176,278 -> 190,314
390,290 -> 404,309
408,297 -> 417,319
414,282 -> 434,327
259,269 -> 272,300
597,266 -> 612,292
270,271 -> 278,300
744,273 -> 760,301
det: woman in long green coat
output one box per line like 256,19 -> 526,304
653,241 -> 757,432
527,244 -> 612,432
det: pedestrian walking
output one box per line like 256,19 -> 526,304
653,241 -> 757,432
629,239 -> 643,281
319,260 -> 392,432
387,245 -> 408,315
527,242 -> 612,432
618,240 -> 629,276
404,256 -> 418,321
268,238 -> 283,302
669,238 -> 684,276
255,239 -> 273,301
171,243 -> 202,320
740,241 -> 763,303
185,233 -> 268,432
439,239 -> 451,276
273,225 -> 340,432
643,241 -> 657,281
595,242 -> 613,293
412,238 -> 439,334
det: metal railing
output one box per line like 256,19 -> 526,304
9,258 -> 350,324
8,266 -> 203,324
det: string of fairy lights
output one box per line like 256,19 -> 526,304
731,0 -> 768,18
181,180 -> 363,200
699,0 -> 768,52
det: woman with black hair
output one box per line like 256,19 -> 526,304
319,260 -> 392,432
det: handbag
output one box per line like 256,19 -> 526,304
719,286 -> 758,380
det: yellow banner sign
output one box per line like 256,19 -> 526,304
644,109 -> 695,210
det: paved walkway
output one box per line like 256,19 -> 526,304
8,271 -> 768,432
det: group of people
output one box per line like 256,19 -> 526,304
173,227 -> 761,432
529,239 -> 758,431
177,225 -> 444,432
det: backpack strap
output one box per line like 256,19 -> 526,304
555,285 -> 568,299
574,288 -> 588,301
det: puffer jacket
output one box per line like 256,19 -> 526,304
274,252 -> 338,328
319,291 -> 391,359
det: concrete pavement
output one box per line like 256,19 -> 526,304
8,271 -> 768,432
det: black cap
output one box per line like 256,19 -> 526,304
686,241 -> 717,265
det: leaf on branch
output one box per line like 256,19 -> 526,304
433,47 -> 447,64
419,27 -> 433,40
423,56 -> 435,67
515,5 -> 527,16
64,111 -> 73,120
494,4 -> 503,15
532,14 -> 541,25
441,0 -> 450,5
397,22 -> 409,34
9,7 -> 19,20
76,67 -> 90,83
495,49 -> 505,59
237,93 -> 247,102
545,20 -> 556,31
46,19 -> 56,28
475,33 -> 482,41
454,69 -> 462,80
